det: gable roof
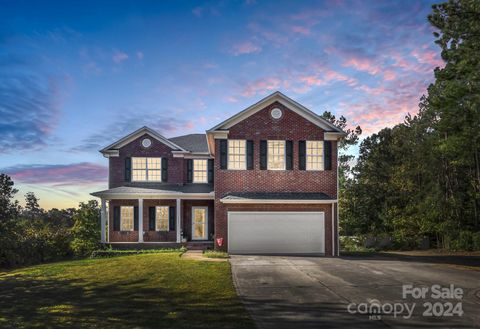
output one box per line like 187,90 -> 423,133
168,134 -> 209,153
100,126 -> 187,156
208,91 -> 346,133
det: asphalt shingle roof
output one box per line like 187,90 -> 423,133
91,184 -> 214,197
168,134 -> 209,153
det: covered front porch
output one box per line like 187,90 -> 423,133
91,186 -> 214,246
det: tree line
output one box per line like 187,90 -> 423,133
0,174 -> 100,268
338,0 -> 480,250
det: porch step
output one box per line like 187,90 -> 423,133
185,241 -> 214,250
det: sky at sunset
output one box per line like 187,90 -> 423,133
1,0 -> 443,209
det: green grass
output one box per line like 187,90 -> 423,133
203,250 -> 230,259
0,253 -> 254,328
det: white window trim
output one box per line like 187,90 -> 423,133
155,206 -> 169,232
227,139 -> 247,170
191,206 -> 208,240
267,140 -> 286,171
131,157 -> 163,182
192,159 -> 208,184
120,206 -> 134,232
306,140 -> 324,171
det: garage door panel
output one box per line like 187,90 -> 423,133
228,211 -> 324,254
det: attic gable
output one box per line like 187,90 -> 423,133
208,91 -> 345,133
100,126 -> 186,157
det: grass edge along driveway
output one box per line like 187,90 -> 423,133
0,253 -> 255,329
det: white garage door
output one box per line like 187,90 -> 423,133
228,211 -> 324,254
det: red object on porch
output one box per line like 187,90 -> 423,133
216,237 -> 223,247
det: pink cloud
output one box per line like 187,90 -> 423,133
241,77 -> 283,97
291,25 -> 310,35
411,49 -> 444,68
4,163 -> 108,186
192,7 -> 203,17
299,75 -> 324,86
136,51 -> 144,60
231,41 -> 262,55
112,51 -> 128,63
324,69 -> 358,86
343,57 -> 380,75
383,70 -> 396,81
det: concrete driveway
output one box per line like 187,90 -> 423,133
230,254 -> 480,328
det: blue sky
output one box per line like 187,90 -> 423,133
0,0 -> 442,209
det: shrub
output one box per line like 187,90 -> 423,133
71,201 -> 101,257
203,250 -> 229,258
91,247 -> 186,258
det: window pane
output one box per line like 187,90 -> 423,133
306,141 -> 324,170
156,206 -> 169,231
193,159 -> 208,183
268,140 -> 285,170
227,140 -> 246,170
132,169 -> 147,181
120,206 -> 134,231
147,158 -> 161,169
132,157 -> 147,169
132,157 -> 162,181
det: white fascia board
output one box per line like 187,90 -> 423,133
101,150 -> 120,158
100,126 -> 187,155
172,151 -> 213,159
220,199 -> 338,204
205,130 -> 229,156
91,192 -> 215,200
324,132 -> 347,140
206,130 -> 229,139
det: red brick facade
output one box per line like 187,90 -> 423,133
104,99 -> 339,255
109,133 -> 185,188
213,101 -> 338,256
108,199 -> 214,243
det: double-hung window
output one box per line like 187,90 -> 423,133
193,159 -> 208,183
132,157 -> 161,181
120,206 -> 134,231
268,140 -> 286,170
306,141 -> 324,170
228,140 -> 246,170
155,206 -> 169,231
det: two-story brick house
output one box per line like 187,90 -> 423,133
92,91 -> 345,256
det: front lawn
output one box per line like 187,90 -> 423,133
0,253 -> 254,328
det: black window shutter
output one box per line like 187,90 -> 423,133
186,159 -> 193,183
208,159 -> 214,183
149,207 -> 156,231
260,140 -> 267,170
299,140 -> 306,170
113,206 -> 120,231
161,158 -> 168,182
324,141 -> 332,170
219,140 -> 227,169
169,206 -> 176,231
125,157 -> 131,182
134,206 -> 139,231
286,140 -> 293,170
246,140 -> 254,170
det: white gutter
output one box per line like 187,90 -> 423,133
91,192 -> 214,200
220,199 -> 337,204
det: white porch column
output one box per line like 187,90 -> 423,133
176,198 -> 181,243
138,198 -> 144,243
100,199 -> 107,243
331,202 -> 335,257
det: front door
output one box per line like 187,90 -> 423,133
192,207 -> 208,240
